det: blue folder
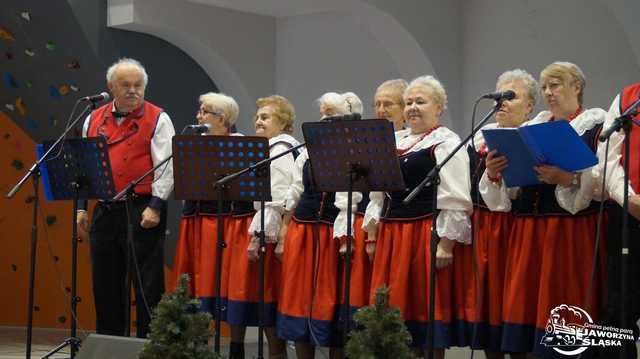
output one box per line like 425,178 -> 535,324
36,144 -> 56,201
481,120 -> 598,187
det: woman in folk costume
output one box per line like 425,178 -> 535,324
223,95 -> 299,358
332,79 -> 411,321
364,75 -> 472,358
480,62 -> 606,358
455,69 -> 537,359
172,92 -> 255,320
277,92 -> 363,359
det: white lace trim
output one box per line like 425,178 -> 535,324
528,108 -> 606,135
247,207 -> 282,243
396,126 -> 461,154
436,209 -> 471,244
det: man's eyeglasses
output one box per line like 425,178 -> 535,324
374,101 -> 399,110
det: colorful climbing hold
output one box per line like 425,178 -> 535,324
0,27 -> 15,42
15,97 -> 26,116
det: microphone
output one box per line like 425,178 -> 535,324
599,96 -> 640,142
185,123 -> 211,133
481,90 -> 516,101
81,92 -> 110,102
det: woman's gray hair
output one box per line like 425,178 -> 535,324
404,75 -> 447,109
496,69 -> 538,105
106,58 -> 149,87
199,92 -> 239,128
316,92 -> 363,115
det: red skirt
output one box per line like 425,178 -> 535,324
501,213 -> 606,355
172,214 -> 248,319
226,214 -> 281,327
337,213 -> 372,309
452,209 -> 512,350
277,219 -> 341,346
370,217 -> 460,348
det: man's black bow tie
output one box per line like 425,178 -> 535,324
112,110 -> 129,118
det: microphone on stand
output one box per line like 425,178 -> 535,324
599,97 -> 640,142
184,123 -> 211,134
480,90 -> 516,101
80,92 -> 110,103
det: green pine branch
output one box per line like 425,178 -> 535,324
345,285 -> 415,359
140,274 -> 221,359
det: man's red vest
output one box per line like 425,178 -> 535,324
619,83 -> 640,193
87,101 -> 164,195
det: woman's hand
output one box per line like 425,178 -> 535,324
247,236 -> 260,261
275,240 -> 285,261
275,214 -> 291,261
629,194 -> 640,221
435,237 -> 455,269
365,226 -> 377,261
534,165 -> 575,186
485,150 -> 508,181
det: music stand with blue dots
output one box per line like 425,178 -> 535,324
301,118 -> 405,342
172,134 -> 271,355
36,137 -> 115,358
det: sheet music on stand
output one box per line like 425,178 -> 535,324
172,135 -> 271,201
37,137 -> 115,200
302,119 -> 405,192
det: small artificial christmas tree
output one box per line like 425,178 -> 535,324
345,285 -> 415,359
139,274 -> 220,359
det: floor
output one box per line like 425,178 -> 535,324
4,326 -> 640,358
0,326 -> 485,359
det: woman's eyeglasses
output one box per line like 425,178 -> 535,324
197,108 -> 220,116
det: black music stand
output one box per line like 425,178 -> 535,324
37,137 -> 116,359
172,135 -> 271,356
302,118 -> 405,345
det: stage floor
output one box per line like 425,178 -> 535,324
0,326 -> 487,359
3,326 -> 637,358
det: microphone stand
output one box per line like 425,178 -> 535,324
597,98 -> 640,359
212,142 -> 305,356
342,163 -> 367,344
111,154 -> 173,337
5,99 -> 96,359
107,125 -> 197,336
402,99 -> 505,359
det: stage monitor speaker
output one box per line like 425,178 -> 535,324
75,334 -> 148,359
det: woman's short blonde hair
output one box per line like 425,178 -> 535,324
540,61 -> 586,105
376,79 -> 408,106
404,75 -> 447,110
256,95 -> 296,134
496,69 -> 538,105
316,92 -> 363,115
199,92 -> 239,128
